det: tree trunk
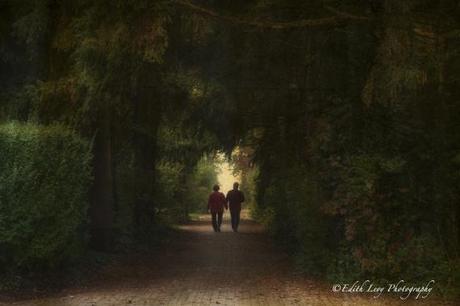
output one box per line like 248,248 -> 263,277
89,110 -> 114,251
132,77 -> 161,237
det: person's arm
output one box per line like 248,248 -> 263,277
224,192 -> 230,210
222,193 -> 228,210
241,191 -> 245,203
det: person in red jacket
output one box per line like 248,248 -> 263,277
207,184 -> 227,232
226,182 -> 245,232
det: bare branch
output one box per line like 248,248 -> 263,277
173,0 -> 371,29
324,6 -> 372,21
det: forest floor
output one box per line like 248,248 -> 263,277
0,212 -> 454,306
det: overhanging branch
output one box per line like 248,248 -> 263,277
173,0 -> 372,29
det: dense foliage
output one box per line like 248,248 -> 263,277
1,0 -> 459,297
188,0 -> 460,296
0,123 -> 92,270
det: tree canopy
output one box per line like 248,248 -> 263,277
1,0 -> 460,296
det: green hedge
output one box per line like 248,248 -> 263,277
0,123 -> 92,270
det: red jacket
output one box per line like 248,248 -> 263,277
208,191 -> 227,213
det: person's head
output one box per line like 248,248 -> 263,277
233,182 -> 239,190
213,184 -> 220,192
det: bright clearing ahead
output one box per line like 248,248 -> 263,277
216,153 -> 240,194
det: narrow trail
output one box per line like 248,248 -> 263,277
3,213 -> 451,306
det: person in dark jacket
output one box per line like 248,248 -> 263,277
207,184 -> 227,232
226,182 -> 245,232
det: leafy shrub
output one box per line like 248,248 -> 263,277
154,159 -> 184,223
254,165 -> 335,275
112,147 -> 179,248
254,146 -> 460,298
154,155 -> 218,223
185,156 -> 219,213
0,122 -> 92,271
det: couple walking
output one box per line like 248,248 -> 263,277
207,182 -> 245,232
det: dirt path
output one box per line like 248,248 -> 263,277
2,213 -> 452,306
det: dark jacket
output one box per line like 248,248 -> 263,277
226,189 -> 245,211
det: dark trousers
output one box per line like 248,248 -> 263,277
211,211 -> 223,232
230,209 -> 241,231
